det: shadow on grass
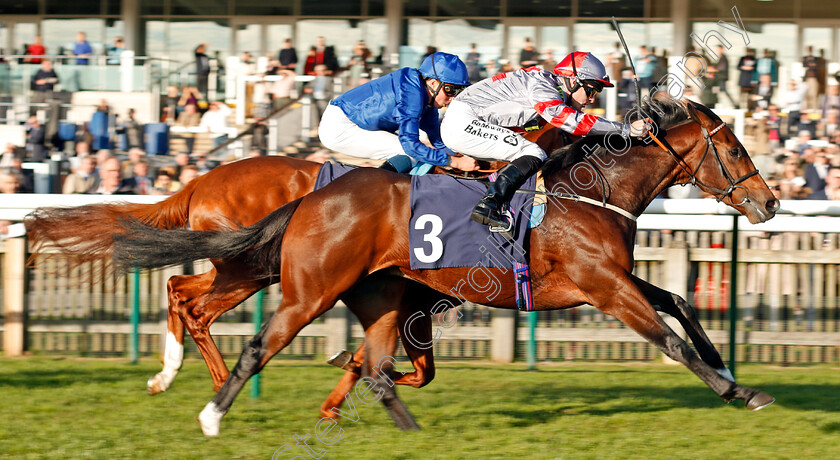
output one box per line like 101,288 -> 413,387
0,365 -> 153,389
820,421 -> 840,433
454,382 -> 840,426
0,360 -> 326,390
479,385 -> 718,426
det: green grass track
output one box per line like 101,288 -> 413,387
1,358 -> 838,459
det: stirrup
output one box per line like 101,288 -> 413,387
488,210 -> 513,233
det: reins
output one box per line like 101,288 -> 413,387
514,114 -> 760,221
515,186 -> 638,221
644,118 -> 759,206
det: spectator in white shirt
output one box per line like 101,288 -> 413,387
0,143 -> 19,167
199,101 -> 232,147
782,79 -> 807,136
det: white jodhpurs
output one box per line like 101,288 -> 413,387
318,104 -> 407,162
440,100 -> 547,162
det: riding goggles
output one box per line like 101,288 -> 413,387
442,83 -> 467,97
581,81 -> 603,99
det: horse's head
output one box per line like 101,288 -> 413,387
681,101 -> 779,223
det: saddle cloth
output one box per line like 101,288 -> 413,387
314,161 -> 537,271
314,161 -> 357,191
314,160 -> 434,191
408,174 -> 536,270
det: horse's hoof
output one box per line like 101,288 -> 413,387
327,350 -> 359,371
198,402 -> 226,437
319,413 -> 340,423
397,420 -> 421,432
746,391 -> 775,411
147,374 -> 167,395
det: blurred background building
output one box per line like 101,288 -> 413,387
0,1 -> 838,71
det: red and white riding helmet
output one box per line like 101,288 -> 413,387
553,52 -> 614,88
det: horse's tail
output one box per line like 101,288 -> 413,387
25,174 -> 206,271
112,197 -> 304,276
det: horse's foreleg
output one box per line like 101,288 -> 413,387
631,275 -> 733,381
592,271 -> 774,411
148,271 -> 215,395
393,287 -> 437,388
198,288 -> 341,436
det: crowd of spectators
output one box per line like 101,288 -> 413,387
722,47 -> 840,201
1,84 -> 233,199
5,33 -> 840,205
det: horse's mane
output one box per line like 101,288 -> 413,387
541,97 -> 694,177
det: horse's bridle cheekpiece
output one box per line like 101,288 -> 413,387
650,119 -> 759,207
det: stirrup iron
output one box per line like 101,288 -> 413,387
488,210 -> 513,233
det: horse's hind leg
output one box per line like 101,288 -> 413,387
320,342 -> 365,420
393,284 -> 439,388
319,298 -> 435,430
148,270 -> 216,395
590,270 -> 774,410
339,275 -> 420,430
183,267 -> 270,391
320,311 -> 420,431
631,275 -> 734,382
361,311 -> 421,431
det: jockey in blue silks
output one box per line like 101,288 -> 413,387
319,52 -> 477,172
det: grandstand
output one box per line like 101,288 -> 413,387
0,2 -> 837,184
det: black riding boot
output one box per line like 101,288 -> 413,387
471,156 -> 542,228
379,154 -> 413,173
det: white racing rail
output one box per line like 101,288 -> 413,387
3,196 -> 840,231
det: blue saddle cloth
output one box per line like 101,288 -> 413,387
313,162 -> 536,271
408,174 -> 536,270
314,161 -> 357,191
314,160 -> 433,191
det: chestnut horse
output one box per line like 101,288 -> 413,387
24,144 -> 530,428
109,98 -> 779,436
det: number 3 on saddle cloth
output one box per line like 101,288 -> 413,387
313,161 -> 541,311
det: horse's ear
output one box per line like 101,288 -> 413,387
684,100 -> 701,121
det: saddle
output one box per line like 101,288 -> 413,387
431,158 -> 508,179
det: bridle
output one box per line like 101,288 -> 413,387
513,115 -> 760,222
648,119 -> 759,206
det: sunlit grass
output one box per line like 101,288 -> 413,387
0,358 -> 838,459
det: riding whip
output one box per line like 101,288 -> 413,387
611,17 -> 642,114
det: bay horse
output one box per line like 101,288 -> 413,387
24,143 -> 526,428
109,98 -> 779,436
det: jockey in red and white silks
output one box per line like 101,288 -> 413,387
439,51 -> 646,228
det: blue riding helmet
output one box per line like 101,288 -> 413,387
419,52 -> 471,86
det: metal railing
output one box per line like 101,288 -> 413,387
184,96 -> 304,161
0,54 -> 185,96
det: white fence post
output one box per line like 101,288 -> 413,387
324,302 -> 350,357
120,50 -> 135,93
3,237 -> 27,356
662,241 -> 689,364
300,97 -> 311,142
491,309 -> 516,363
